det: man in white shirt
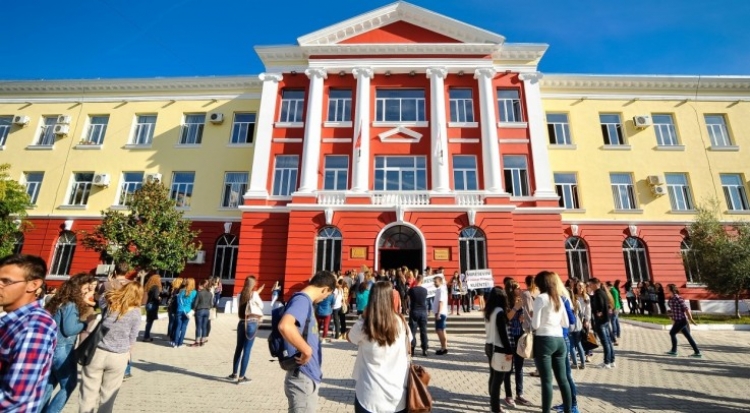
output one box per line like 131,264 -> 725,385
433,275 -> 449,355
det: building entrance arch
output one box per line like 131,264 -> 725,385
375,224 -> 425,272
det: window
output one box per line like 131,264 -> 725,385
12,232 -> 23,254
67,173 -> 94,206
213,234 -> 239,280
170,172 -> 195,208
720,174 -> 750,211
554,173 -> 580,209
272,155 -> 299,196
705,115 -> 732,147
327,89 -> 352,122
665,173 -> 694,211
622,237 -> 650,283
179,114 -> 205,145
221,172 -> 248,208
24,172 -> 44,205
453,155 -> 478,191
600,114 -> 624,145
374,156 -> 427,191
0,116 -> 11,146
231,113 -> 256,144
133,115 -> 157,145
503,155 -> 530,196
375,89 -> 426,122
653,114 -> 678,146
459,227 -> 487,274
449,89 -> 474,123
315,227 -> 342,272
84,116 -> 109,145
565,237 -> 591,281
36,116 -> 57,146
497,90 -> 522,123
546,113 -> 571,145
118,172 -> 144,206
681,239 -> 701,284
50,231 -> 76,276
323,156 -> 348,191
279,90 -> 305,123
610,173 -> 637,210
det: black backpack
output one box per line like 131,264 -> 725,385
267,293 -> 312,371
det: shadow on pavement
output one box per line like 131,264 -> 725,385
132,359 -> 234,384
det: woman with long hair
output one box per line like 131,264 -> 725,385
167,277 -> 184,345
43,273 -> 96,413
503,278 -> 530,406
78,282 -> 143,413
355,281 -> 370,316
173,278 -> 197,348
347,281 -> 411,413
570,282 -> 590,369
532,271 -> 572,413
484,287 -> 514,413
450,272 -> 462,315
191,279 -> 214,347
228,276 -> 263,383
142,272 -> 161,342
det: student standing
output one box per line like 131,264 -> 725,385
142,272 -> 161,342
484,287 -> 514,413
191,279 -> 214,347
316,290 -> 335,343
228,276 -> 264,383
588,278 -> 616,368
665,284 -> 701,357
408,274 -> 429,356
173,278 -> 197,348
433,275 -> 449,355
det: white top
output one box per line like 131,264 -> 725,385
484,308 -> 507,348
531,293 -> 569,337
333,288 -> 343,310
349,318 -> 412,413
434,284 -> 449,316
247,291 -> 264,319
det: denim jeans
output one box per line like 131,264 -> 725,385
511,334 -> 525,396
595,322 -> 615,365
568,330 -> 585,367
167,311 -> 177,342
563,334 -> 578,407
43,343 -> 77,413
408,311 -> 429,352
195,308 -> 210,339
670,319 -> 700,353
233,319 -> 258,377
610,312 -> 621,340
144,302 -> 158,339
533,336 -> 571,413
124,359 -> 131,376
174,312 -> 190,346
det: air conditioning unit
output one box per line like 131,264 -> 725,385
633,115 -> 652,128
209,113 -> 224,124
54,124 -> 70,136
187,250 -> 206,264
651,185 -> 667,196
647,175 -> 664,186
13,115 -> 30,125
93,173 -> 111,187
57,115 -> 72,124
145,173 -> 162,183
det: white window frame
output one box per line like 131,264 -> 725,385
503,155 -> 530,197
665,173 -> 694,211
565,236 -> 591,281
720,173 -> 750,211
221,172 -> 248,208
327,90 -> 352,123
50,231 -> 76,277
272,155 -> 299,197
117,172 -> 144,206
554,173 -> 580,209
610,173 -> 637,210
323,156 -> 349,191
653,114 -> 679,146
36,116 -> 58,146
179,114 -> 205,145
547,113 -> 572,145
170,172 -> 195,208
623,237 -> 651,283
279,90 -> 305,123
681,239 -> 701,284
84,115 -> 109,145
375,89 -> 427,123
458,227 -> 487,274
452,155 -> 478,191
497,89 -> 523,123
705,115 -> 732,147
132,115 -> 157,146
600,114 -> 624,145
315,227 -> 342,272
213,234 -> 239,280
373,156 -> 428,191
449,89 -> 475,123
230,113 -> 256,144
67,173 -> 94,206
24,172 -> 44,205
0,116 -> 12,146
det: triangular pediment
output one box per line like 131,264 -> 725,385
378,126 -> 423,143
340,21 -> 461,44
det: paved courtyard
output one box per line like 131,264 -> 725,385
63,314 -> 750,413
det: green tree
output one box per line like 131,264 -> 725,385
688,201 -> 750,318
81,180 -> 201,278
0,163 -> 31,257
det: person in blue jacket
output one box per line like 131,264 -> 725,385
173,278 -> 198,348
316,289 -> 335,342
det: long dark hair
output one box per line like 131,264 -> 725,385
240,276 -> 257,306
362,281 -> 403,346
534,271 -> 562,312
45,273 -> 95,317
484,287 -> 509,322
503,278 -> 519,309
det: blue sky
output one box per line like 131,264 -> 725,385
2,0 -> 749,80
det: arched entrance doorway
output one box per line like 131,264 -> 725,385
377,225 -> 423,271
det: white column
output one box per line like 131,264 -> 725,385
351,67 -> 373,193
426,67 -> 451,193
474,68 -> 504,193
245,72 -> 283,199
519,72 -> 556,198
297,68 -> 328,194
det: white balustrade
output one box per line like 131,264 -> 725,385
370,191 -> 430,206
316,192 -> 346,205
455,192 -> 485,206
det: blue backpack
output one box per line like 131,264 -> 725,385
267,293 -> 312,371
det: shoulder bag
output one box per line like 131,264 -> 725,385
516,326 -> 533,359
77,309 -> 110,366
490,311 -> 513,372
404,320 -> 432,413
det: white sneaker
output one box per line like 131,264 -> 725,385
610,362 -> 617,368
597,363 -> 612,369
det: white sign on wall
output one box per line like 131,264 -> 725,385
465,269 -> 494,290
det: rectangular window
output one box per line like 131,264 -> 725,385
170,172 -> 195,208
374,156 -> 427,191
132,115 -> 157,145
653,114 -> 678,146
452,155 -> 478,191
327,89 -> 352,122
118,172 -> 144,206
554,173 -> 580,209
230,113 -> 256,144
279,90 -> 305,123
720,174 -> 750,211
0,116 -> 12,146
323,156 -> 349,191
67,173 -> 94,206
24,172 -> 44,205
375,89 -> 426,122
84,115 -> 109,145
665,173 -> 694,211
449,89 -> 474,123
221,172 -> 248,208
503,155 -> 530,196
546,113 -> 571,145
705,115 -> 732,147
36,116 -> 57,146
497,89 -> 523,123
179,114 -> 205,145
600,114 -> 624,145
272,155 -> 299,196
610,173 -> 637,210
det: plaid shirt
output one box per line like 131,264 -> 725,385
668,294 -> 688,322
0,300 -> 58,413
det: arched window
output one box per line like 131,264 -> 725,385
681,239 -> 701,284
565,236 -> 591,281
622,237 -> 650,283
316,227 -> 342,272
50,231 -> 77,276
459,227 -> 487,274
12,232 -> 24,254
213,234 -> 239,280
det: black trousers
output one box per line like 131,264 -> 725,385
409,311 -> 429,352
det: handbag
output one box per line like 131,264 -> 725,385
582,329 -> 599,352
77,309 -> 110,366
491,352 -> 513,372
404,320 -> 432,412
516,328 -> 533,359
